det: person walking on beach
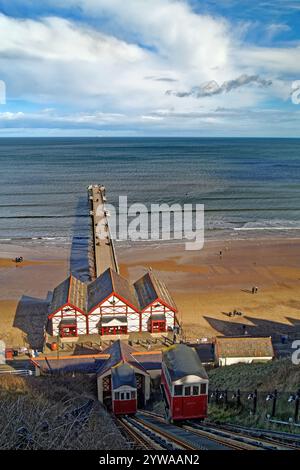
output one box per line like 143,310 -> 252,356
219,250 -> 223,258
252,286 -> 255,294
255,286 -> 258,294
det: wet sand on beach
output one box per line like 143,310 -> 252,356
0,238 -> 300,346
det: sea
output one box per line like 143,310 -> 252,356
0,137 -> 300,249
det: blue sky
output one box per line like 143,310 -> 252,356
0,0 -> 300,136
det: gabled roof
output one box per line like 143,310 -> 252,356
134,271 -> 177,312
163,344 -> 208,381
48,275 -> 87,316
88,268 -> 140,312
111,363 -> 137,389
97,340 -> 148,377
215,336 -> 274,359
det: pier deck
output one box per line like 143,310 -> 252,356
88,185 -> 119,279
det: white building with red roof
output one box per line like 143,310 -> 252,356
48,268 -> 178,338
134,271 -> 177,333
48,275 -> 87,337
87,268 -> 141,336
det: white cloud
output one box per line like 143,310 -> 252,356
0,0 -> 299,135
265,23 -> 291,41
49,0 -> 236,83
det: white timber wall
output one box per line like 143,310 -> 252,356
88,295 -> 139,333
51,305 -> 87,336
141,302 -> 175,332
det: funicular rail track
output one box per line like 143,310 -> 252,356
116,415 -> 195,450
116,417 -> 155,450
136,410 -> 299,450
137,411 -> 256,450
193,421 -> 300,450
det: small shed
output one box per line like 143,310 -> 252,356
215,336 -> 274,366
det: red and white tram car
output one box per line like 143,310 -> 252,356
161,344 -> 208,422
111,363 -> 137,415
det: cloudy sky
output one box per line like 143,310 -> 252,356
0,0 -> 300,136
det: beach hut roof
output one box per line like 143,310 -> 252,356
87,268 -> 140,312
134,271 -> 177,311
49,275 -> 87,315
163,344 -> 208,381
215,336 -> 274,358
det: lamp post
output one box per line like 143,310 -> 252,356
248,389 -> 257,415
288,389 -> 300,423
266,389 -> 277,418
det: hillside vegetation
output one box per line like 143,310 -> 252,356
209,359 -> 300,392
208,359 -> 300,431
0,374 -> 129,450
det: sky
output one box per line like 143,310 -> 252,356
0,0 -> 300,137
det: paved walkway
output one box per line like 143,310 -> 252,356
88,184 -> 119,278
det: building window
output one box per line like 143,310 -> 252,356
192,385 -> 200,396
174,385 -> 183,396
200,383 -> 207,395
184,386 -> 191,396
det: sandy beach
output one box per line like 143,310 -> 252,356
0,238 -> 300,347
120,238 -> 300,341
0,244 -> 69,347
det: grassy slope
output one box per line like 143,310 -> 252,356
208,359 -> 300,391
207,360 -> 300,431
0,374 -> 129,450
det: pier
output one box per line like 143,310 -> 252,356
88,184 -> 119,279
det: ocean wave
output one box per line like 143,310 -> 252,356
0,236 -> 72,242
234,227 -> 300,231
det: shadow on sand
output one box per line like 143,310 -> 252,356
69,196 -> 91,282
13,197 -> 92,350
13,293 -> 52,350
203,315 -> 300,340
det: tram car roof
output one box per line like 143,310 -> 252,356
111,363 -> 137,389
163,344 -> 208,382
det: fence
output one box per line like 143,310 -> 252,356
209,388 -> 300,424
